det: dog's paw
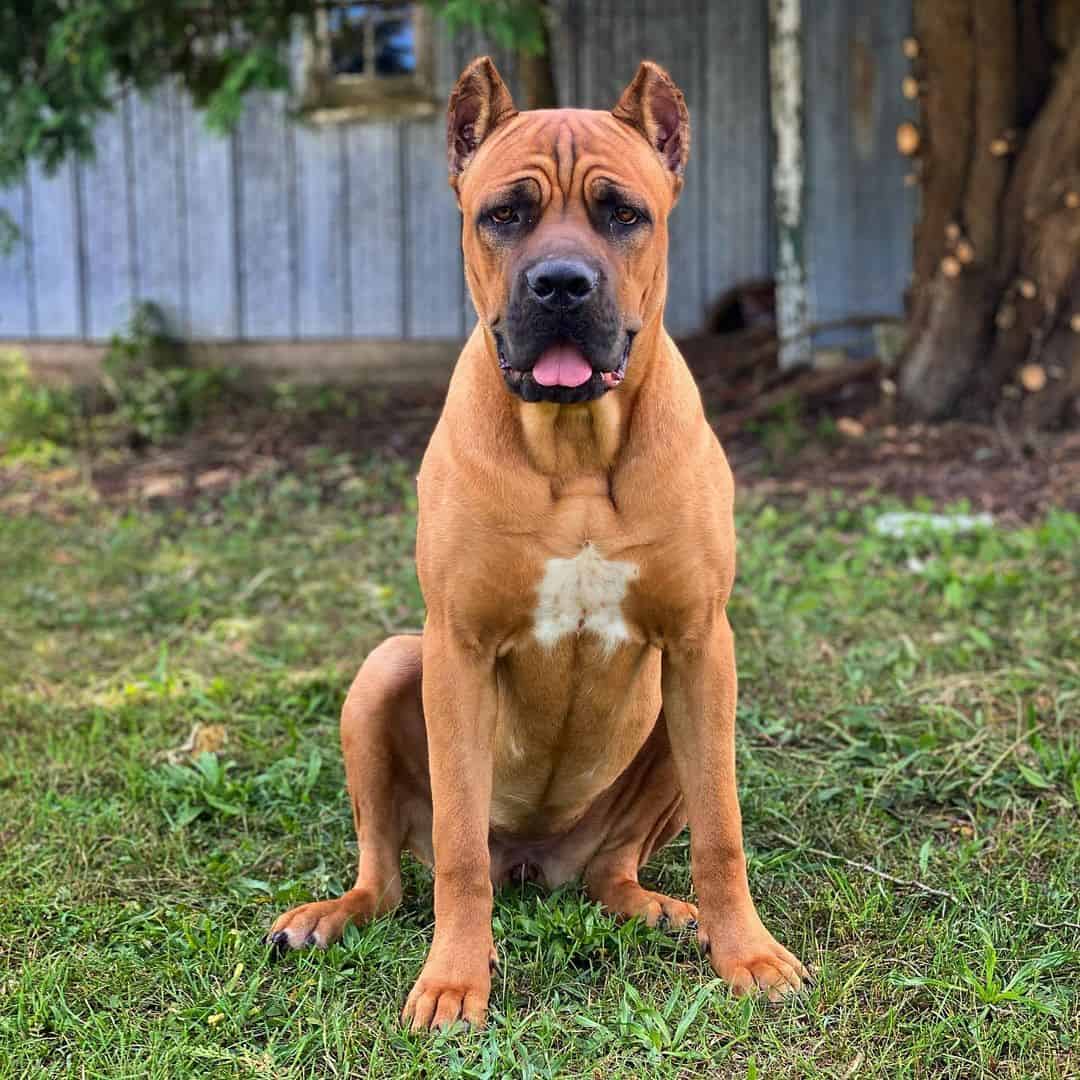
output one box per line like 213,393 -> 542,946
621,890 -> 699,931
590,877 -> 699,932
401,939 -> 495,1032
697,910 -> 809,1002
266,889 -> 381,952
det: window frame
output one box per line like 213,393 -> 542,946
300,3 -> 437,123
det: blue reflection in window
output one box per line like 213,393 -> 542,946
330,4 -> 370,75
328,4 -> 416,78
376,16 -> 416,75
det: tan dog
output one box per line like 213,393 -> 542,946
269,57 -> 807,1030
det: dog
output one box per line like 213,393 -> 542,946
268,56 -> 808,1031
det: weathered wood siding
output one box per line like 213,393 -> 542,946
804,0 -> 916,339
0,0 -> 914,345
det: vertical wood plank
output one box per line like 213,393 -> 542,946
28,159 -> 82,337
237,92 -> 294,338
130,83 -> 186,334
864,5 -> 915,319
403,29 -> 465,338
804,0 -> 853,333
295,122 -> 349,338
180,96 -> 237,339
638,0 -> 707,335
704,1 -> 771,310
345,123 -> 405,337
547,0 -> 577,106
579,0 -> 620,108
0,181 -> 32,337
854,2 -> 915,320
804,0 -> 915,338
79,100 -> 134,339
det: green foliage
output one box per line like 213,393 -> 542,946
151,748 -> 325,830
0,207 -> 17,256
429,0 -> 546,55
0,350 -> 77,463
0,1 -> 547,201
0,1 -> 303,192
745,395 -> 807,464
102,302 -> 233,445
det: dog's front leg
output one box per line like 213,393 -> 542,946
662,611 -> 809,1001
402,627 -> 497,1032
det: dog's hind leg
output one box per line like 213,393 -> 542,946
581,715 -> 698,930
268,635 -> 430,950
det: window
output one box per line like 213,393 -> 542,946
301,3 -> 436,122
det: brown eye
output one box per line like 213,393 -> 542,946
489,206 -> 518,225
613,206 -> 639,225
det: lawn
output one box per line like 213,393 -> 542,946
0,449 -> 1077,1078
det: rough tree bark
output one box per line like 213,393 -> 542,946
901,0 -> 1080,428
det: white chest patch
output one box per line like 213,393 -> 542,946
532,543 -> 639,652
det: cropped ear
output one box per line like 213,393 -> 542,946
447,57 -> 517,188
611,61 -> 690,187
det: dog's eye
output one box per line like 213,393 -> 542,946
489,206 -> 518,225
613,206 -> 640,226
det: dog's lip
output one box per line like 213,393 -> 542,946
497,332 -> 634,393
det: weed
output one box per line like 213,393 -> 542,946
102,302 -> 235,445
0,350 -> 78,463
746,395 -> 807,465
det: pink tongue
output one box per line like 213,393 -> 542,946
531,345 -> 593,388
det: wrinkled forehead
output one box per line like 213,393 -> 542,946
458,108 -> 672,208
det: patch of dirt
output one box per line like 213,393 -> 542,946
4,379 -> 1077,522
725,421 -> 1080,524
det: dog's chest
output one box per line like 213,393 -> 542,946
531,542 -> 639,651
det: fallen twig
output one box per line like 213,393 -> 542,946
1027,916 -> 1080,933
773,834 -> 1080,933
771,832 -> 959,904
713,359 -> 881,437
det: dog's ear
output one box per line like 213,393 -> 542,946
612,61 -> 690,189
447,56 -> 517,188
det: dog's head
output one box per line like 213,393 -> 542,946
447,58 -> 689,404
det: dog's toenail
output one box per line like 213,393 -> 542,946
685,918 -> 698,931
268,931 -> 289,954
657,914 -> 670,929
304,932 -> 317,946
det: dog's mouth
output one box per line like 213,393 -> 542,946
497,333 -> 633,404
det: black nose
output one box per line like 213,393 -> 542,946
525,259 -> 598,310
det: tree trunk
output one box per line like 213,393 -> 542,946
901,0 -> 1080,428
518,1 -> 558,109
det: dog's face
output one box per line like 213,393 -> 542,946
448,59 -> 690,404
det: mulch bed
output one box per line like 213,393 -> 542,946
725,420 -> 1080,523
71,381 -> 1078,524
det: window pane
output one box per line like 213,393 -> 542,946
330,4 -> 370,75
375,11 -> 416,76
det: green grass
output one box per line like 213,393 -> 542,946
1,453 -> 1078,1079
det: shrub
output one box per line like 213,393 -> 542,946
0,350 -> 77,463
102,303 -> 234,445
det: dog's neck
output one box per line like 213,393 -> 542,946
516,395 -> 622,477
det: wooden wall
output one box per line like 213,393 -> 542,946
0,0 -> 914,347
